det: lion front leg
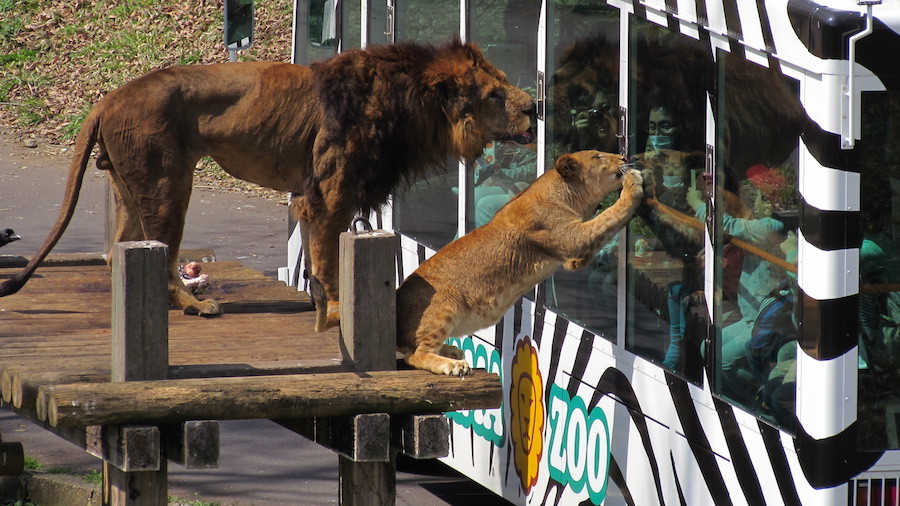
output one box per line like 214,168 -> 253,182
566,168 -> 644,259
168,263 -> 221,316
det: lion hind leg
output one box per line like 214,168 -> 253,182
402,304 -> 471,376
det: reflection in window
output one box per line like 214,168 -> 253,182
712,52 -> 802,429
857,91 -> 900,450
391,1 -> 460,251
309,0 -> 337,47
467,0 -> 540,232
541,1 -> 621,339
626,19 -> 710,381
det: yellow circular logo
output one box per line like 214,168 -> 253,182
510,336 -> 544,494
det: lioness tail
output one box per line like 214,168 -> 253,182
0,110 -> 101,297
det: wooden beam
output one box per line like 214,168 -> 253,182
279,414 -> 390,462
161,421 -> 219,469
87,425 -> 160,472
392,415 -> 450,459
111,241 -> 168,383
39,369 -> 501,427
339,453 -> 396,506
11,359 -> 349,412
12,369 -> 106,410
338,229 -> 399,505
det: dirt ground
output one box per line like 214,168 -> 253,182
0,129 -> 509,505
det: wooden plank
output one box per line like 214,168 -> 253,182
41,370 -> 501,427
0,252 -> 107,268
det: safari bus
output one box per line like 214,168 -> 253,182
279,0 -> 900,504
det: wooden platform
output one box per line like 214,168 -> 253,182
0,254 -> 343,390
0,241 -> 502,504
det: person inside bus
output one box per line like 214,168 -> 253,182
686,164 -> 795,404
753,234 -> 798,428
637,101 -> 706,370
470,142 -> 537,228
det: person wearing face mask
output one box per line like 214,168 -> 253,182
645,105 -> 679,153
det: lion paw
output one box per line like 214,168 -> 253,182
314,301 -> 341,332
184,298 -> 222,317
639,168 -> 655,199
437,358 -> 472,376
624,169 -> 644,199
405,349 -> 472,376
439,343 -> 465,360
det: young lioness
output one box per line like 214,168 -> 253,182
397,150 -> 644,375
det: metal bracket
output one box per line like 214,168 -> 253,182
843,0 -> 881,150
536,71 -> 545,121
385,1 -> 395,44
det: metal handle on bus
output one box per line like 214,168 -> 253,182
843,0 -> 881,150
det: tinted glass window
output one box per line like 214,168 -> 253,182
712,52 -> 802,430
857,90 -> 900,449
625,19 -> 710,381
542,0 -> 621,338
466,0 -> 540,233
391,1 -> 461,250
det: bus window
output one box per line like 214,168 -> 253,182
465,0 -> 540,234
857,90 -> 900,449
542,0 -> 620,339
625,19 -> 709,381
308,0 -> 337,47
713,52 -> 802,429
391,1 -> 460,251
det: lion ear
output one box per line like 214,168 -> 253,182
555,154 -> 581,179
423,61 -> 469,99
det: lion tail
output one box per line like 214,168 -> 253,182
0,109 -> 101,298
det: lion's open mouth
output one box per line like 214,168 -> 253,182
500,128 -> 535,145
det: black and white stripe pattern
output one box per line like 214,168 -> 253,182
279,0 -> 900,503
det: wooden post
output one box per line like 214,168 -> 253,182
105,241 -> 168,506
339,230 -> 398,371
111,241 -> 168,383
0,442 -> 24,476
338,230 -> 397,505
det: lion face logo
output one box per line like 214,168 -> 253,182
510,336 -> 544,494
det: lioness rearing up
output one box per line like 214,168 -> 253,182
397,150 -> 643,375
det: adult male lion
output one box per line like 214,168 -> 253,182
0,39 -> 534,329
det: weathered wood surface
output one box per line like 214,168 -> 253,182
339,230 -> 398,372
0,261 -> 331,381
41,369 -> 501,427
3,360 -> 349,413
